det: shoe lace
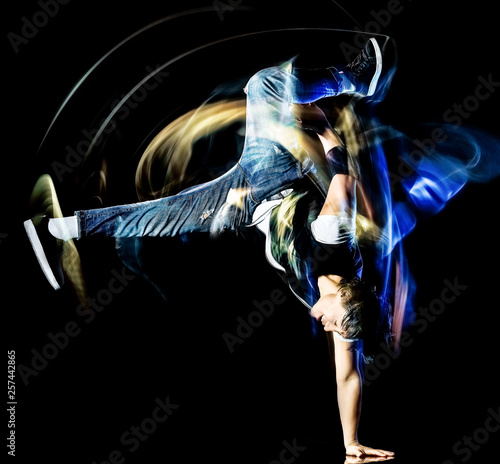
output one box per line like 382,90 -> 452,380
345,48 -> 371,79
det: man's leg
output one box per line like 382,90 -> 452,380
43,38 -> 382,240
25,38 -> 382,289
24,165 -> 254,289
73,58 -> 345,237
239,37 -> 382,198
24,65 -> 306,289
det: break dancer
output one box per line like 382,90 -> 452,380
25,38 -> 394,458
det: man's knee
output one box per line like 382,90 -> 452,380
245,67 -> 289,100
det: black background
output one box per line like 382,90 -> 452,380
4,1 -> 500,463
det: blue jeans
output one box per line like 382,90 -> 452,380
75,66 -> 340,239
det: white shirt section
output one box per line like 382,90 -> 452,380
310,214 -> 356,245
251,196 -> 359,344
333,330 -> 358,343
251,194 -> 357,271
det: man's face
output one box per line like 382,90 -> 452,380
310,292 -> 348,337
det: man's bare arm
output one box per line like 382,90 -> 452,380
316,128 -> 357,217
334,336 -> 395,458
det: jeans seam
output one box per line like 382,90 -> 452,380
236,162 -> 258,204
83,204 -> 146,216
76,211 -> 86,239
78,215 -> 83,239
297,162 -> 303,179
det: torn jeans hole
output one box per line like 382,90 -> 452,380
200,209 -> 214,222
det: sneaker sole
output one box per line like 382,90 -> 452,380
24,219 -> 61,290
367,37 -> 383,97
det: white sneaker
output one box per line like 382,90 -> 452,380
24,215 -> 64,290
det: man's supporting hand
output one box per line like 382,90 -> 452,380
346,440 -> 395,459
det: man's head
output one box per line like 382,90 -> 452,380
312,276 -> 391,362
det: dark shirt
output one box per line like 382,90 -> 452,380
268,191 -> 363,310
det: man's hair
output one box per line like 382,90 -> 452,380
338,277 -> 392,364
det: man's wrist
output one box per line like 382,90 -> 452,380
345,438 -> 359,448
318,128 -> 343,153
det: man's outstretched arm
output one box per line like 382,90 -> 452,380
333,335 -> 394,458
334,334 -> 362,449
